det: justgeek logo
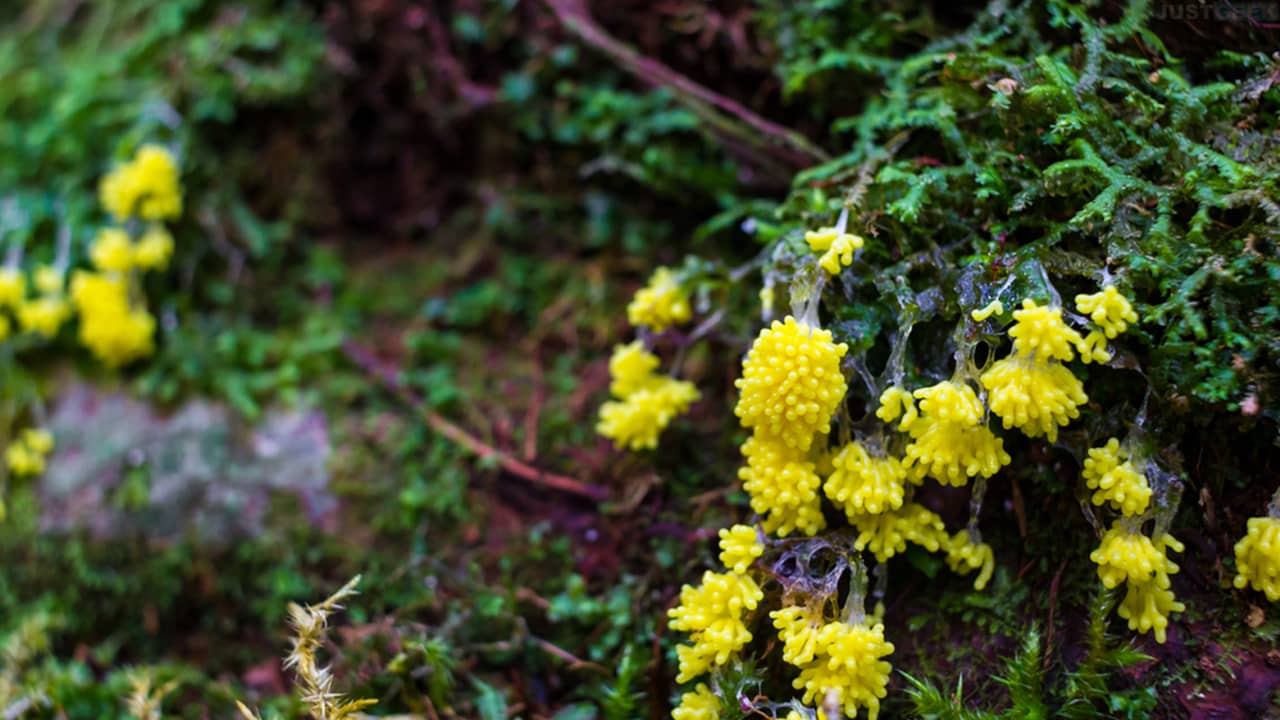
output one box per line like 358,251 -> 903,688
1151,1 -> 1280,24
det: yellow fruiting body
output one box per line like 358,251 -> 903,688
1233,516 -> 1280,602
17,296 -> 71,338
627,267 -> 692,332
981,296 -> 1091,442
1081,439 -> 1151,517
21,429 -> 54,455
668,571 -> 763,683
1090,525 -> 1169,589
970,300 -> 1004,321
718,524 -> 763,575
790,620 -> 894,720
1118,577 -> 1184,644
90,228 -> 135,273
1075,285 -> 1138,339
851,503 -> 947,562
100,144 -> 183,221
597,377 -> 699,451
4,426 -> 55,477
904,420 -> 1010,486
1091,526 -> 1184,643
5,443 -> 45,476
981,355 -> 1087,442
739,436 -> 826,537
914,381 -> 983,426
607,341 -> 661,397
772,605 -> 827,666
734,316 -> 848,452
824,441 -> 913,517
1008,299 -> 1082,362
945,530 -> 995,590
1076,330 -> 1112,364
804,226 -> 865,275
597,342 -> 699,450
69,272 -> 157,367
0,268 -> 25,308
902,382 -> 1009,486
875,386 -> 917,430
672,684 -> 720,720
133,225 -> 175,271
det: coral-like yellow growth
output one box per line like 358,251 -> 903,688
5,444 -> 44,477
1007,299 -> 1082,362
739,436 -> 826,537
668,571 -> 763,682
824,442 -> 913,517
16,296 -> 70,338
1090,526 -> 1184,642
970,300 -> 1004,321
597,342 -> 699,450
945,530 -> 995,590
627,267 -> 692,332
1075,285 -> 1138,339
1081,439 -> 1151,516
718,524 -> 763,575
1118,576 -> 1184,644
608,341 -> 661,397
1076,330 -> 1112,365
21,429 -> 53,456
772,605 -> 827,666
902,382 -> 1009,486
5,428 -> 55,477
980,355 -> 1087,442
0,269 -> 24,309
804,226 -> 864,275
672,684 -> 720,720
133,225 -> 175,271
597,377 -> 699,451
100,144 -> 183,221
875,386 -> 918,431
734,316 -> 848,452
791,620 -> 894,720
90,228 -> 135,273
914,381 -> 983,427
904,420 -> 1009,486
69,272 -> 156,367
851,503 -> 947,562
1233,516 -> 1280,602
1090,525 -> 1176,589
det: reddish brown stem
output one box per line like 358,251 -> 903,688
343,341 -> 609,502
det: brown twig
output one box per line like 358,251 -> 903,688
1044,559 -> 1068,669
343,340 -> 609,502
533,637 -> 609,674
543,0 -> 828,175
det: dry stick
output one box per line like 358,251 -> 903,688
544,0 -> 829,172
343,340 -> 609,502
1043,559 -> 1068,670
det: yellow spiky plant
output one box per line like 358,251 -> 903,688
237,575 -> 376,720
125,672 -> 180,720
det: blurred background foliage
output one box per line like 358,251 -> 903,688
0,0 -> 1278,718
